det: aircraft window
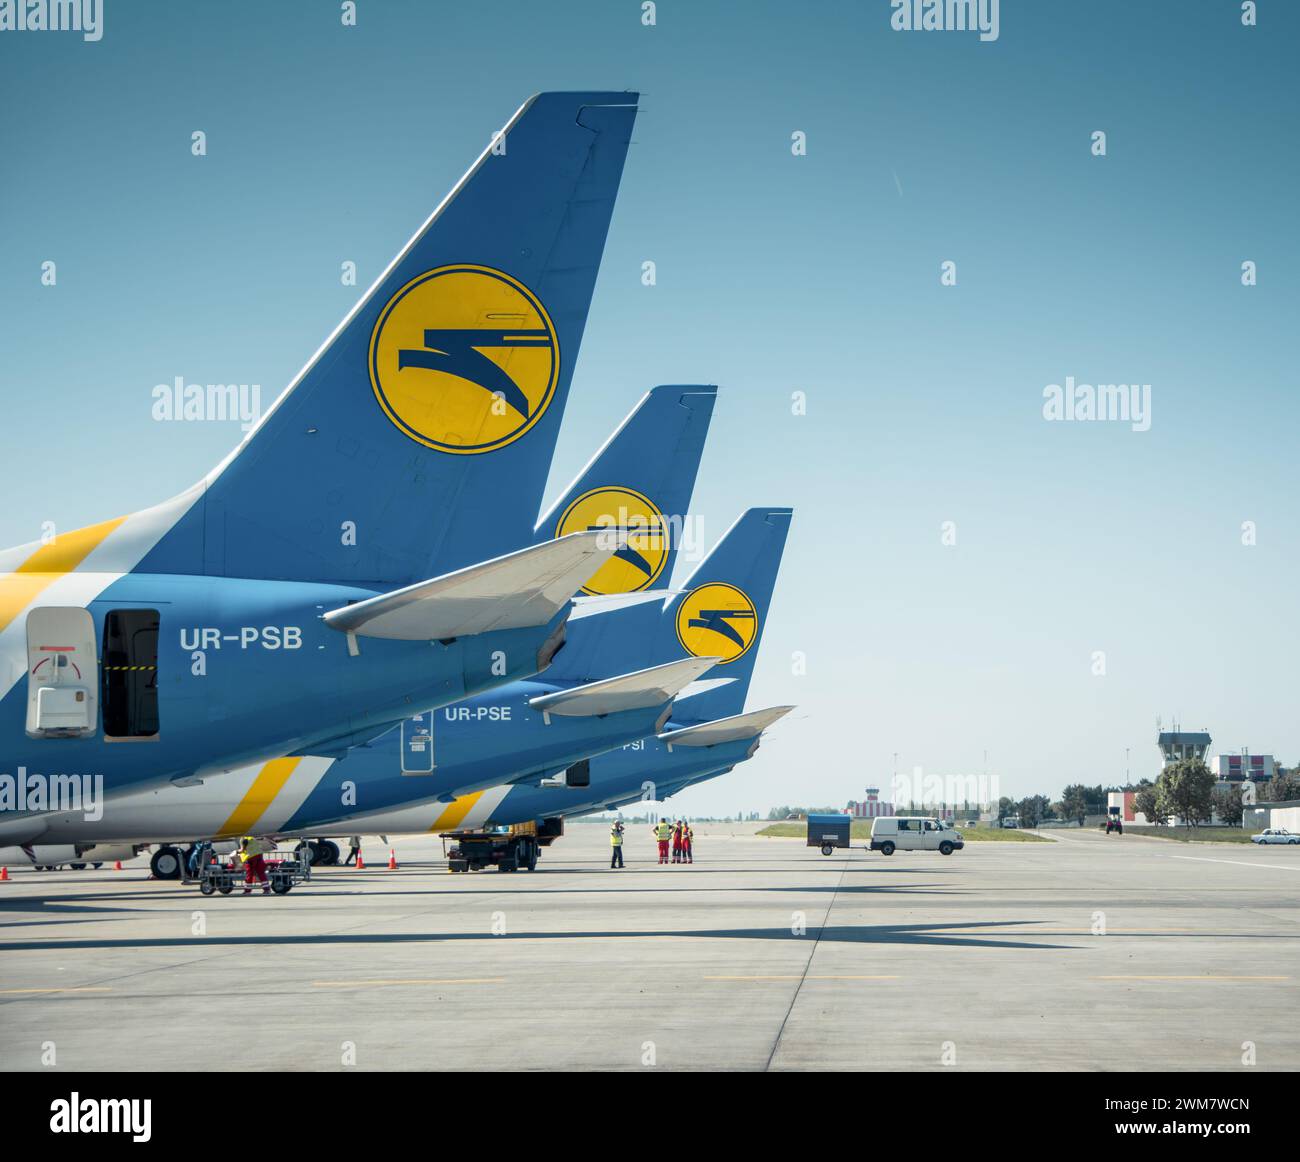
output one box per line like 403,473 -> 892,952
102,609 -> 160,739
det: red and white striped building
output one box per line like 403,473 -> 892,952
846,787 -> 895,819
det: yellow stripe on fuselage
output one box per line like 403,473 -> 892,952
430,791 -> 485,832
0,517 -> 127,635
215,757 -> 304,838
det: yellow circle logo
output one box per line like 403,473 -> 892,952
555,487 -> 670,596
368,264 -> 559,454
675,583 -> 758,664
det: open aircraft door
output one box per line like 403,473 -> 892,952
25,607 -> 98,738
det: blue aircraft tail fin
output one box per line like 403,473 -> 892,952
545,507 -> 792,712
137,92 -> 639,586
536,384 -> 716,596
665,507 -> 792,723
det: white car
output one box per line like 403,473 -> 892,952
870,816 -> 965,856
1251,829 -> 1300,845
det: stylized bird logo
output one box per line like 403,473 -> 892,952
687,607 -> 755,650
676,582 -> 759,663
398,324 -> 552,419
370,265 -> 560,454
577,520 -> 666,577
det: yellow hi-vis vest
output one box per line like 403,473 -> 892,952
655,821 -> 672,840
610,827 -> 623,847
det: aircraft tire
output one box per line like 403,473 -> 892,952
151,846 -> 183,880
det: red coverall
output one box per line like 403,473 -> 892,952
244,853 -> 268,888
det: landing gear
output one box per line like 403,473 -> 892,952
150,846 -> 184,880
294,840 -> 340,866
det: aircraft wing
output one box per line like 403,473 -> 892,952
527,655 -> 719,717
322,531 -> 620,641
657,705 -> 795,747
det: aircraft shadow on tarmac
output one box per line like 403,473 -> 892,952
0,898 -> 171,920
0,919 -> 1086,953
0,877 -> 959,914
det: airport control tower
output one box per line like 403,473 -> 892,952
1156,725 -> 1211,767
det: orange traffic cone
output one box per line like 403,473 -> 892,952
113,860 -> 123,871
0,867 -> 9,882
355,851 -> 365,869
388,849 -> 398,870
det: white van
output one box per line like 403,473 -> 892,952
870,816 -> 964,856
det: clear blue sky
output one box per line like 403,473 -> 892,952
2,0 -> 1296,815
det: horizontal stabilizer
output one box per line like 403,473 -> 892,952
673,677 -> 735,702
528,656 -> 719,717
323,531 -> 620,641
568,590 -> 680,620
657,705 -> 795,747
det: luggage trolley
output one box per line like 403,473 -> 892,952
197,846 -> 311,895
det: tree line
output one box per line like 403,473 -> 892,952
770,765 -> 1298,829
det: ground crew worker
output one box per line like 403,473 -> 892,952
671,819 -> 684,864
682,821 -> 694,864
610,820 -> 625,869
344,836 -> 361,865
654,817 -> 672,864
238,835 -> 271,895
